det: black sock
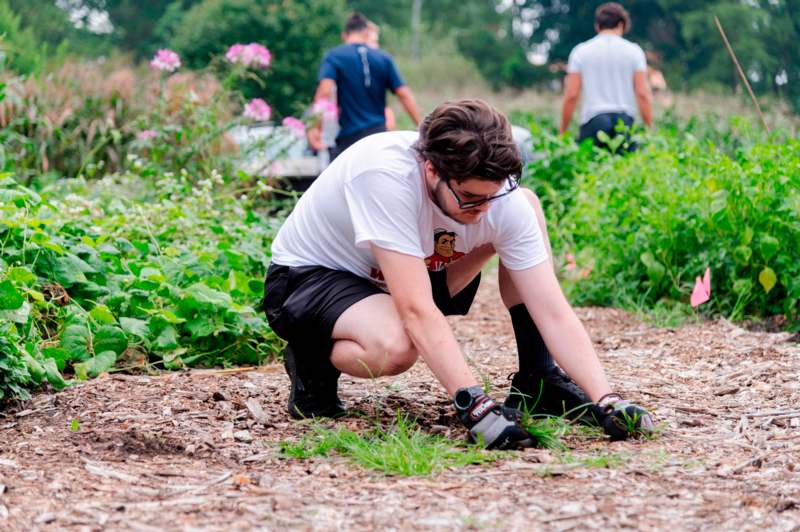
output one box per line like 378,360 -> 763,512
508,304 -> 555,374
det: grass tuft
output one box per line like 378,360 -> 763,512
279,412 -> 497,476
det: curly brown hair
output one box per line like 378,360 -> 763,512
414,99 -> 521,184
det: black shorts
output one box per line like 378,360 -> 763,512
263,263 -> 480,358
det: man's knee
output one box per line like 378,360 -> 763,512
373,331 -> 418,376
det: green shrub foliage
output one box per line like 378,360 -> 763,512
0,172 -> 283,403
526,117 -> 800,326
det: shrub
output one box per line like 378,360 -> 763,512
526,118 -> 800,327
169,0 -> 346,117
0,171 -> 284,403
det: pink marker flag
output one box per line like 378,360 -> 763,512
690,267 -> 711,307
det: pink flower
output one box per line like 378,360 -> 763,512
150,49 -> 181,72
282,117 -> 306,138
226,43 -> 271,69
137,129 -> 158,141
243,98 -> 271,122
690,267 -> 711,308
312,99 -> 338,120
565,253 -> 577,272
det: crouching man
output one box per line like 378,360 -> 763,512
264,99 -> 653,449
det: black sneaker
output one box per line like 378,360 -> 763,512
504,366 -> 602,425
283,344 -> 346,419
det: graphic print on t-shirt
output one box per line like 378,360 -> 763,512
425,228 -> 466,272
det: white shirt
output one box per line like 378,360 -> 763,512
271,131 -> 548,290
567,34 -> 647,125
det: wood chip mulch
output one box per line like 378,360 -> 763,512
1,273 -> 799,531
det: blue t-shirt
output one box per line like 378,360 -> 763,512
318,43 -> 405,139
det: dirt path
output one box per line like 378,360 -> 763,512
1,273 -> 799,531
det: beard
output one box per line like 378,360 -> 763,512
431,181 -> 485,225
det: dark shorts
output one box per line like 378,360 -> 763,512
578,112 -> 636,152
263,263 -> 480,358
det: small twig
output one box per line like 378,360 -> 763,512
731,453 -> 768,474
541,509 -> 599,523
188,366 -> 260,376
743,409 -> 800,418
714,15 -> 770,133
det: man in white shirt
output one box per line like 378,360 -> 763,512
265,99 -> 654,448
559,2 -> 653,149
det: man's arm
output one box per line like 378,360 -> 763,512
307,79 -> 336,151
559,73 -> 581,135
313,78 -> 335,103
371,244 -> 477,395
634,71 -> 653,128
394,86 -> 422,126
507,262 -> 612,401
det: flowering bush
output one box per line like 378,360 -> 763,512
225,43 -> 271,69
282,117 -> 306,138
243,98 -> 272,122
150,49 -> 182,72
136,129 -> 158,141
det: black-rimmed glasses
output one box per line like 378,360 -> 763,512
443,176 -> 519,209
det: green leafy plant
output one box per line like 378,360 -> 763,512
524,114 -> 800,329
0,168 -> 285,402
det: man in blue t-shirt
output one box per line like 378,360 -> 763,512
308,12 -> 421,160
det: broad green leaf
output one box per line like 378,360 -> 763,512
247,279 -> 264,294
0,280 -> 24,310
154,325 -> 179,350
0,300 -> 30,324
74,351 -> 116,380
23,353 -> 45,384
90,304 -> 115,325
758,267 -> 777,294
140,267 -> 165,282
742,226 -> 754,245
733,245 -> 752,264
7,266 -> 36,286
61,323 -> 92,361
759,235 -> 779,262
120,317 -> 149,339
43,347 -> 71,372
186,315 -> 221,338
42,358 -> 67,390
185,283 -> 233,308
93,325 -> 127,356
160,309 -> 186,324
52,255 -> 89,287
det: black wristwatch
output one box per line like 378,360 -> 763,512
454,385 -> 487,412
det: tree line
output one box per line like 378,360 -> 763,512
2,0 -> 799,114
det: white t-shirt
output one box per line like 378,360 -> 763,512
567,34 -> 647,125
271,131 -> 548,290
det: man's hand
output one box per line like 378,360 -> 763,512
596,393 -> 655,440
454,386 -> 534,450
306,123 -> 324,152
